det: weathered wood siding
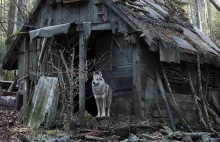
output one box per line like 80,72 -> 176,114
138,40 -> 199,121
17,41 -> 25,83
95,31 -> 134,115
31,1 -> 102,29
137,40 -> 160,117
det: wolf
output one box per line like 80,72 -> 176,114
92,71 -> 112,117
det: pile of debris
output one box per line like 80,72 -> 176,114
68,115 -> 219,142
0,108 -> 219,142
69,126 -> 219,142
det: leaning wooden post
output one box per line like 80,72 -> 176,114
155,70 -> 176,131
187,67 -> 208,130
23,35 -> 30,124
196,54 -> 213,131
161,64 -> 192,132
79,22 -> 91,126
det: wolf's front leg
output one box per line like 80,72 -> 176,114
107,107 -> 110,117
101,98 -> 106,117
95,99 -> 101,117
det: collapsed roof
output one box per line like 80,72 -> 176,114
103,0 -> 220,63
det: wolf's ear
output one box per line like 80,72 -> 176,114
98,71 -> 102,77
93,71 -> 96,78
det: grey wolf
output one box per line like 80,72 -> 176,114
92,71 -> 112,117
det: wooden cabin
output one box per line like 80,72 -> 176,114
2,0 -> 220,124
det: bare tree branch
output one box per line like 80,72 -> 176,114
209,0 -> 220,12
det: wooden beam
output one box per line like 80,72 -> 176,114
23,36 -> 30,124
79,22 -> 91,126
101,0 -> 152,46
210,0 -> 220,12
133,39 -> 142,117
101,0 -> 139,30
77,22 -> 112,31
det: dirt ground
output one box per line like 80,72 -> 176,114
0,106 -> 26,142
1,106 -> 218,142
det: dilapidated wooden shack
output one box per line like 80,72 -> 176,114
2,0 -> 220,129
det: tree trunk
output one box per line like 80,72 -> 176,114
206,0 -> 215,41
194,0 -> 200,29
189,0 -> 194,23
16,0 -> 25,31
7,1 -> 16,41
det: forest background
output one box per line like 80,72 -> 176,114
0,0 -> 219,80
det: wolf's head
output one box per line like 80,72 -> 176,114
92,71 -> 104,87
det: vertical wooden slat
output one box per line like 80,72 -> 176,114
79,22 -> 91,125
79,32 -> 86,124
133,38 -> 142,117
23,36 -> 29,124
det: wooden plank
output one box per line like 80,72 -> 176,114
112,57 -> 132,67
179,103 -> 196,111
111,98 -> 132,115
133,40 -> 142,117
111,65 -> 133,78
62,4 -> 80,23
18,54 -> 25,81
77,22 -> 112,31
63,0 -> 89,3
80,3 -> 89,22
95,34 -> 111,69
144,77 -> 158,100
92,23 -> 112,30
113,91 -> 133,98
79,22 -> 91,124
102,0 -> 139,30
55,4 -> 63,25
29,40 -> 37,73
40,4 -> 49,27
79,31 -> 86,123
156,94 -> 195,104
185,111 -> 198,120
23,36 -> 30,124
165,94 -> 194,103
111,77 -> 133,92
152,102 -> 197,111
152,109 -> 168,118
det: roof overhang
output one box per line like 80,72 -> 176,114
29,23 -> 72,42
